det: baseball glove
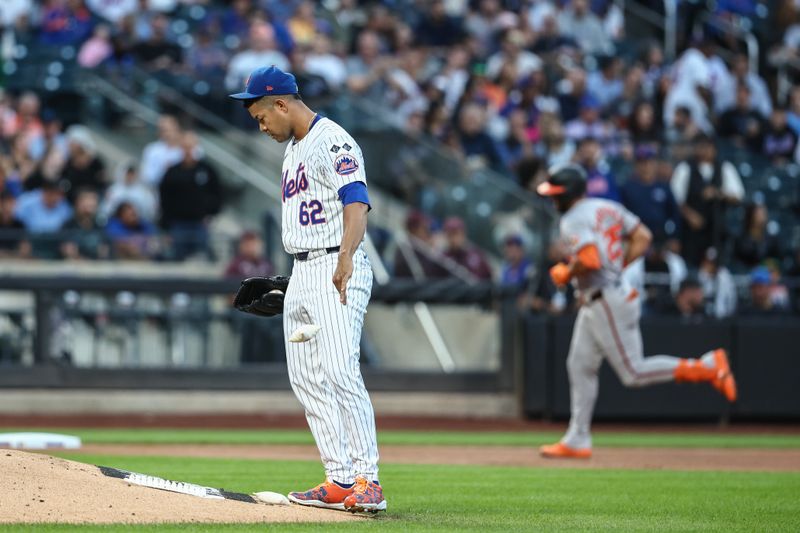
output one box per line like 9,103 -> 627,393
233,276 -> 291,317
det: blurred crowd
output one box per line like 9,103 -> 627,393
1,0 -> 799,315
0,93 -> 223,260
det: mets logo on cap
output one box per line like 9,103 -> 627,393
334,154 -> 359,175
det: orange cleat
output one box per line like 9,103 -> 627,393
539,442 -> 592,459
343,476 -> 386,513
711,349 -> 738,402
287,479 -> 354,511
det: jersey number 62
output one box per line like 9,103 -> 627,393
299,200 -> 326,225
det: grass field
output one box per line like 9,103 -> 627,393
6,427 -> 800,449
4,428 -> 800,532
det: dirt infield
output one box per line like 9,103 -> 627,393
74,443 -> 800,472
0,450 -> 357,524
3,413 -> 799,434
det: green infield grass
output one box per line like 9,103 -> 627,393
4,453 -> 799,532
2,427 -> 800,449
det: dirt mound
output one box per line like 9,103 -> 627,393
0,450 -> 357,524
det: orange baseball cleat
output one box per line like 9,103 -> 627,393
539,442 -> 592,459
711,349 -> 738,402
343,476 -> 386,513
287,479 -> 354,511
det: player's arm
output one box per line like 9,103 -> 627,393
622,223 -> 652,267
332,182 -> 370,305
550,245 -> 601,287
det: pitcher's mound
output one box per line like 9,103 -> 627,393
0,450 -> 357,524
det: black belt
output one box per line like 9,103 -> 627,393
293,246 -> 340,261
590,290 -> 603,302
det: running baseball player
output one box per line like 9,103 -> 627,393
229,66 -> 385,512
536,164 -> 737,459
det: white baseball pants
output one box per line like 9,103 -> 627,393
562,283 -> 715,449
282,248 -> 379,483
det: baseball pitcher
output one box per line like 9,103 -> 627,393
229,66 -> 385,512
536,164 -> 737,459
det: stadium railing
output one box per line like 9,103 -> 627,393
0,274 -> 517,393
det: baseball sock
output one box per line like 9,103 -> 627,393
334,481 -> 354,489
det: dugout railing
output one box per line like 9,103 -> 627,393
0,274 -> 798,419
0,275 -> 518,394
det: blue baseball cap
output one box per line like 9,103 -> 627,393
228,65 -> 298,101
750,266 -> 771,285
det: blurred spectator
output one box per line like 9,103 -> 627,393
557,68 -> 588,123
217,0 -> 254,40
159,131 -> 221,260
287,46 -> 331,100
287,1 -> 325,48
14,182 -> 72,233
487,29 -> 542,80
39,0 -> 94,46
587,56 -> 623,111
105,201 -> 157,260
415,0 -> 465,48
661,277 -> 706,319
224,231 -> 274,279
346,30 -> 390,100
442,217 -> 492,280
185,30 -> 228,82
664,44 -> 716,134
537,113 -> 575,167
739,266 -> 789,316
557,0 -> 612,55
734,200 -> 782,269
25,145 -> 66,192
762,108 -> 797,164
8,92 -> 44,149
575,137 -> 619,202
0,192 -> 30,258
664,105 -> 700,148
564,95 -> 613,144
60,188 -> 107,260
0,0 -> 32,30
78,23 -> 114,68
394,210 -> 445,279
225,22 -> 290,92
532,12 -> 578,55
717,84 -> 766,153
28,110 -> 67,163
641,42 -> 666,97
498,108 -> 536,173
140,115 -> 183,188
608,65 -> 644,123
86,0 -> 137,24
466,0 -> 511,54
456,103 -> 504,172
643,239 -> 687,306
0,160 -> 22,198
628,101 -> 661,145
499,234 -> 532,290
788,86 -> 800,138
131,13 -> 182,72
622,146 -> 680,244
101,162 -> 157,222
61,125 -> 106,203
670,135 -> 744,266
715,53 -> 772,118
698,247 -> 737,318
304,34 -> 347,91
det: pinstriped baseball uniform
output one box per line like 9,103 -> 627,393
559,198 -> 716,449
280,115 -> 379,483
